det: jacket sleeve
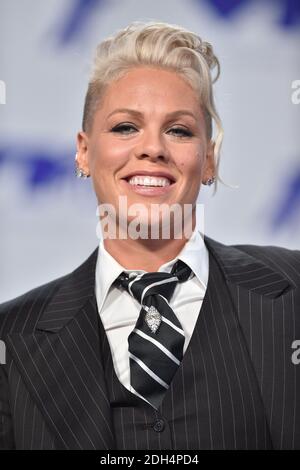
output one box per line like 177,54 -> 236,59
0,364 -> 15,449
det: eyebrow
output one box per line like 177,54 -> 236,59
106,108 -> 197,121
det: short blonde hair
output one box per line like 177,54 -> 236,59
82,21 -> 225,194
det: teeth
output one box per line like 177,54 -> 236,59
128,175 -> 171,187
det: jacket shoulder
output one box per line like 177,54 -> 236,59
0,247 -> 99,339
0,274 -> 68,338
232,243 -> 300,285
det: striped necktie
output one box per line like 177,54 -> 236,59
116,259 -> 193,410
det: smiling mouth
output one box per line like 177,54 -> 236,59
122,171 -> 176,187
126,175 -> 174,187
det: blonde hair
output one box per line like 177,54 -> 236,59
82,21 -> 227,194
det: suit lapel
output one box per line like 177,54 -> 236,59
204,236 -> 294,298
6,247 -> 116,450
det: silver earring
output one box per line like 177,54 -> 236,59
203,176 -> 215,186
75,166 -> 89,179
75,154 -> 89,179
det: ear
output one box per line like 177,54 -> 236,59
202,140 -> 216,182
76,131 -> 91,176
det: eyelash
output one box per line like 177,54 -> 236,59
110,124 -> 193,138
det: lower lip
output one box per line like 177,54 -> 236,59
121,179 -> 175,196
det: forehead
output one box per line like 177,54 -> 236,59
100,67 -> 201,115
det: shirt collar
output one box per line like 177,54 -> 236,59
95,228 -> 209,313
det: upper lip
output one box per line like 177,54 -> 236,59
122,170 -> 176,183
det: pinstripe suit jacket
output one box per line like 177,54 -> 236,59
0,236 -> 299,450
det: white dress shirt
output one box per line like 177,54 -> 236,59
95,229 -> 209,394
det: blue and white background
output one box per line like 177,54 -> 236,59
0,0 -> 299,302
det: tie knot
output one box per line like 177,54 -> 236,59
116,259 -> 193,304
170,259 -> 193,282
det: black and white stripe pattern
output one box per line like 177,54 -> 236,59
116,260 -> 192,409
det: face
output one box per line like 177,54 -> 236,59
77,66 -> 215,234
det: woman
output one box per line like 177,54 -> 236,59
0,21 -> 299,450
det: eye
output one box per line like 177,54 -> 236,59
168,127 -> 193,138
111,123 -> 137,134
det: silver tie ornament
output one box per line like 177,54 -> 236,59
145,306 -> 162,334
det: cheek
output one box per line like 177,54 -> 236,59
178,150 -> 204,175
90,139 -> 129,175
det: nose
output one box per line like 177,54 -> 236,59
134,129 -> 169,162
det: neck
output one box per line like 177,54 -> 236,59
102,215 -> 196,272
